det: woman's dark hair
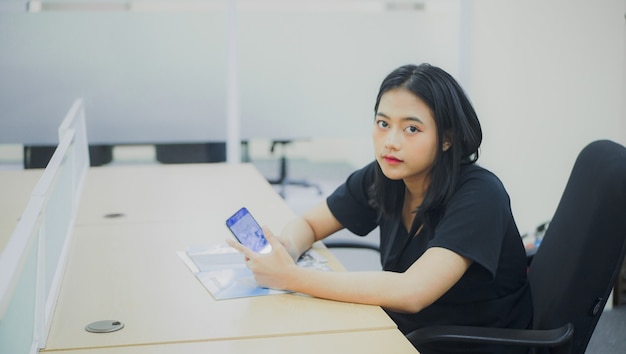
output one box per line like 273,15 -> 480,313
370,63 -> 482,234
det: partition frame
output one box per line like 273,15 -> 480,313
0,98 -> 90,353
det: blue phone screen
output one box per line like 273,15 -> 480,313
226,207 -> 270,253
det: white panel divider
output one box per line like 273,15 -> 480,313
0,99 -> 90,353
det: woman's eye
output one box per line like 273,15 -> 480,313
376,120 -> 389,128
405,126 -> 420,134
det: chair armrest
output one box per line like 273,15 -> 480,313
322,240 -> 380,253
406,323 -> 574,349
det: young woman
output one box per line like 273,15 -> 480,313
227,63 -> 533,353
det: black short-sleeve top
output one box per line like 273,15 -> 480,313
326,162 -> 533,338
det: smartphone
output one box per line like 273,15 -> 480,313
226,207 -> 272,254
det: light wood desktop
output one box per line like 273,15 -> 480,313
73,163 -> 292,227
41,164 -> 418,353
43,329 -> 415,354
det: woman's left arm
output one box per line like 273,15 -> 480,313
227,230 -> 472,313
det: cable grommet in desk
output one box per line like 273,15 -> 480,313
85,320 -> 125,333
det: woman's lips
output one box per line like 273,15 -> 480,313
383,155 -> 402,164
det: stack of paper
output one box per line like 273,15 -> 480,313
179,244 -> 330,300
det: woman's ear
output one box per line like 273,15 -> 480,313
442,134 -> 452,151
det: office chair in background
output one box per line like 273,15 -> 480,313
326,140 -> 626,354
267,140 -> 323,198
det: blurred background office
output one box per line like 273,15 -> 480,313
1,0 -> 624,235
1,0 -> 625,280
0,0 -> 625,351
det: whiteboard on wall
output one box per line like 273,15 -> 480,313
0,11 -> 229,145
0,1 -> 463,145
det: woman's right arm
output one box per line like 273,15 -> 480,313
279,201 -> 344,260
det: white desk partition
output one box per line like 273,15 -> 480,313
0,99 -> 89,354
56,99 -> 90,207
0,196 -> 45,354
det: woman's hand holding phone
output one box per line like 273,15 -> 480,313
226,226 -> 298,290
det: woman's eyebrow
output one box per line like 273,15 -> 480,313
375,112 -> 389,119
404,116 -> 425,125
376,112 -> 425,125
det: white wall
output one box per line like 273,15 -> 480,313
280,0 -> 625,234
0,1 -> 463,145
469,0 -> 625,233
238,1 -> 463,141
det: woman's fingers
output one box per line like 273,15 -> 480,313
262,226 -> 281,246
225,238 -> 256,260
226,226 -> 295,290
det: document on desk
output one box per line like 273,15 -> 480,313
178,244 -> 330,300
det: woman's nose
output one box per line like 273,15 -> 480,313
384,130 -> 400,149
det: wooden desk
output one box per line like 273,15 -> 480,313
43,329 -> 417,354
42,164 -> 416,353
74,163 -> 287,227
0,169 -> 43,252
43,222 -> 396,350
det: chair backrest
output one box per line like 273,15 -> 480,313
528,140 -> 626,354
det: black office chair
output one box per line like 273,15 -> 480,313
267,140 -> 323,198
326,140 -> 626,354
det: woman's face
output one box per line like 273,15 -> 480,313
373,88 -> 442,187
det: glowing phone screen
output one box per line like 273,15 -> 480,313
226,207 -> 271,254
